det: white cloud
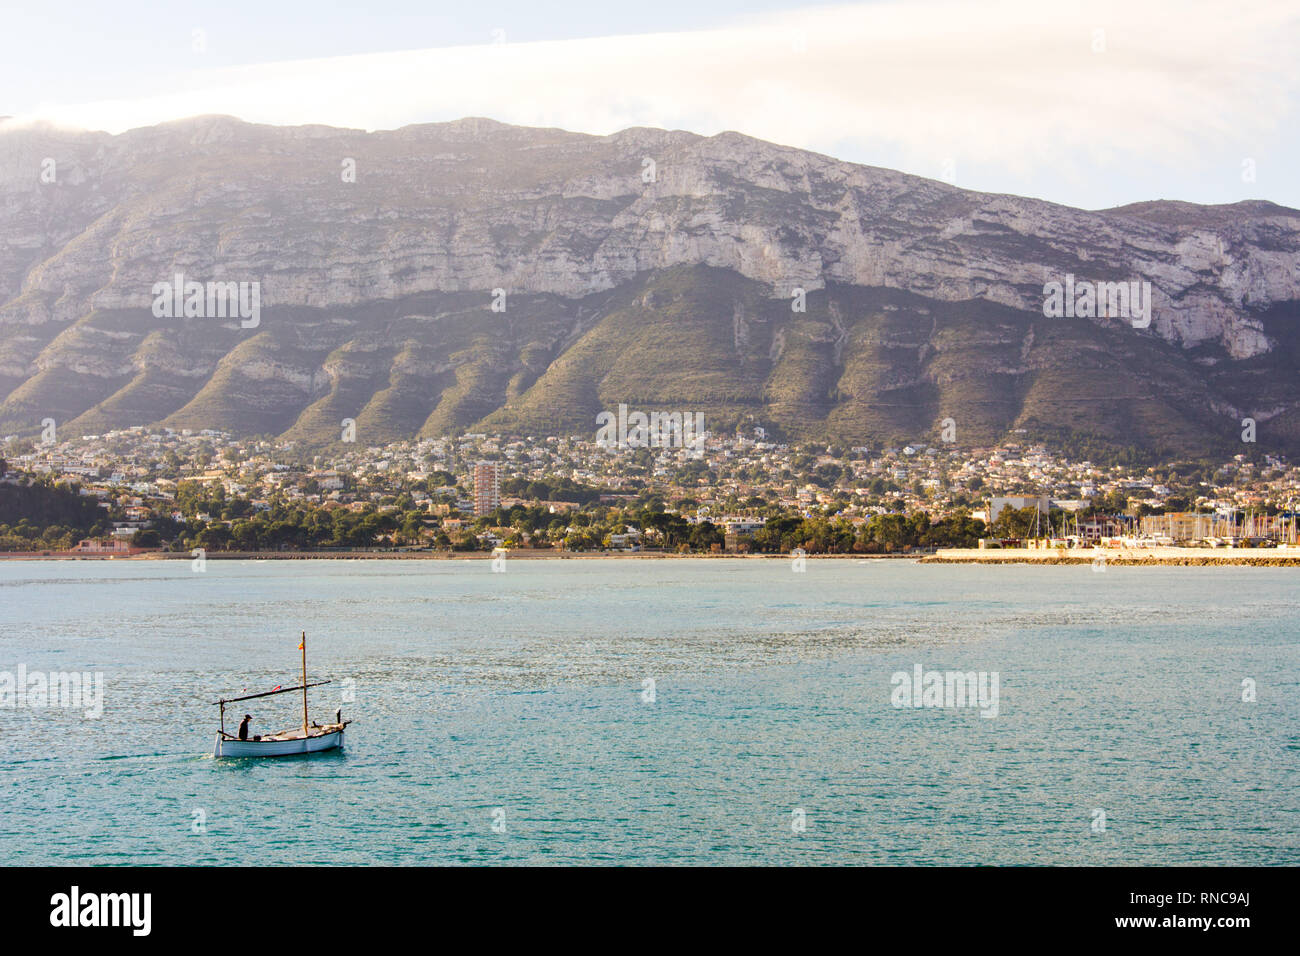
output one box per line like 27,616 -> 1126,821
8,0 -> 1298,194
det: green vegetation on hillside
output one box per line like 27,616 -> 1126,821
0,477 -> 110,550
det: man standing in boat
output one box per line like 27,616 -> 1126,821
238,714 -> 253,741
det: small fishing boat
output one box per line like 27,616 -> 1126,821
213,632 -> 350,758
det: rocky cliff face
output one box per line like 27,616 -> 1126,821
0,115 -> 1297,455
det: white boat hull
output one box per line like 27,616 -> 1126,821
214,727 -> 344,758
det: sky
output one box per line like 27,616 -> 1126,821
2,0 -> 1297,210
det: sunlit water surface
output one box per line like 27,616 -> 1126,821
1,558 -> 1296,865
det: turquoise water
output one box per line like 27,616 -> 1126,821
1,558 -> 1296,865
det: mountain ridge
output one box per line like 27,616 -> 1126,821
1,116 -> 1297,456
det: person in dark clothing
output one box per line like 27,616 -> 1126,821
238,714 -> 252,741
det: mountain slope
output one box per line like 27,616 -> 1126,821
0,115 -> 1297,456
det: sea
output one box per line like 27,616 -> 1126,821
1,558 -> 1296,865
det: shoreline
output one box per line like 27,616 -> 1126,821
1,547 -> 1297,565
0,550 -> 916,561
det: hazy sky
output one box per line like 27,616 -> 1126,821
3,0 -> 1297,210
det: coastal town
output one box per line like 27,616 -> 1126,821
2,424 -> 1297,558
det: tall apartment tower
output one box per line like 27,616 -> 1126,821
473,461 -> 501,517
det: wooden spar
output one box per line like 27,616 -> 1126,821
211,679 -> 332,706
301,631 -> 309,734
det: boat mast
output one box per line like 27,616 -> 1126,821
300,631 -> 309,734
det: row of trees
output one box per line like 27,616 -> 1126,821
172,506 -> 425,552
149,496 -> 992,555
744,511 -> 986,554
0,476 -> 111,550
0,465 -> 993,554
